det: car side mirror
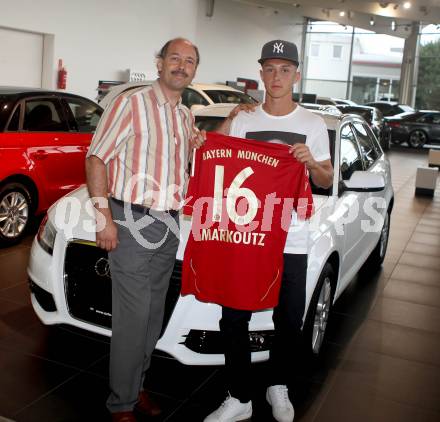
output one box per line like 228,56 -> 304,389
341,171 -> 385,193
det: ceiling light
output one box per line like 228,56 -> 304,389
339,10 -> 345,17
403,2 -> 411,9
391,20 -> 396,31
370,16 -> 375,26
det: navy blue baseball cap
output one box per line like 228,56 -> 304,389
258,40 -> 299,66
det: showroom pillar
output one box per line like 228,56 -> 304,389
399,22 -> 420,107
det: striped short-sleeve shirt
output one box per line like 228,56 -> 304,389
87,80 -> 195,211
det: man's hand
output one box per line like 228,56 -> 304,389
191,129 -> 206,149
96,218 -> 119,251
289,143 -> 317,170
227,103 -> 258,121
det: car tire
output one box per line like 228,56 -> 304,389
408,130 -> 427,148
303,263 -> 335,356
0,183 -> 32,246
364,210 -> 390,271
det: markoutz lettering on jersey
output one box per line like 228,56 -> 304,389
200,228 -> 266,246
202,148 -> 279,168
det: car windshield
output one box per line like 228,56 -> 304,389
204,90 -> 257,105
0,98 -> 14,131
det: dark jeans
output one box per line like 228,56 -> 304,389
220,254 -> 307,402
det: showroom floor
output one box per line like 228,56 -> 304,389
0,147 -> 439,422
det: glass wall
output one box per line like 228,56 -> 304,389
415,24 -> 440,110
302,20 -> 404,105
302,21 -> 353,100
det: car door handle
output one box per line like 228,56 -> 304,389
33,150 -> 49,160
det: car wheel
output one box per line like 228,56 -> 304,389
365,210 -> 390,270
0,183 -> 32,246
408,130 -> 427,148
303,263 -> 335,356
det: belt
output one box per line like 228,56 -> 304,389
110,198 -> 179,217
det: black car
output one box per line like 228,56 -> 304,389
365,101 -> 414,117
336,105 -> 388,150
384,110 -> 440,148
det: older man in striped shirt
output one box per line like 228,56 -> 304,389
86,38 -> 202,422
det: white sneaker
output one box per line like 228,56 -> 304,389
204,394 -> 252,422
266,385 -> 294,422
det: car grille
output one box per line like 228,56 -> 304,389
64,240 -> 182,336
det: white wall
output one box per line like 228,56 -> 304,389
0,27 -> 43,87
194,0 -> 304,88
0,0 -> 305,100
0,0 -> 199,100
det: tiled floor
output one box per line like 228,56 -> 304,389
0,147 -> 439,422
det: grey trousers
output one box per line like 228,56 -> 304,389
106,200 -> 179,413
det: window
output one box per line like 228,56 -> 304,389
417,113 -> 433,123
310,43 -> 320,57
204,90 -> 257,105
64,98 -> 102,132
195,116 -> 224,132
6,105 -> 20,131
352,122 -> 380,168
333,45 -> 343,59
340,124 -> 363,180
181,89 -> 209,108
23,99 -> 67,132
432,113 -> 440,124
310,129 -> 336,196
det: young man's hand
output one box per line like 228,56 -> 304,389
191,129 -> 206,148
289,143 -> 317,170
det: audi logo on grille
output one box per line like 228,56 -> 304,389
94,257 -> 110,278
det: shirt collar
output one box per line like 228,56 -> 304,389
152,79 -> 183,108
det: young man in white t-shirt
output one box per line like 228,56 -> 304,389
205,40 -> 333,422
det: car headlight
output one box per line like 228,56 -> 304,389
37,214 -> 57,255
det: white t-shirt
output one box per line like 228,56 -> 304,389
229,104 -> 331,254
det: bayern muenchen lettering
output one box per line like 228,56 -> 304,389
201,148 -> 279,168
237,150 -> 279,168
203,149 -> 233,160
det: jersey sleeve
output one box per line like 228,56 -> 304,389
308,117 -> 331,163
292,164 -> 314,221
183,148 -> 200,216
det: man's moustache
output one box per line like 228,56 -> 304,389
172,71 -> 188,77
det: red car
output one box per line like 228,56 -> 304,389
0,87 -> 103,245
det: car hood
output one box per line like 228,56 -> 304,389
48,186 -> 330,253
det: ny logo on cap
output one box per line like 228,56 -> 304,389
273,42 -> 284,54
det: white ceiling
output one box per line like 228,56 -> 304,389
233,0 -> 440,37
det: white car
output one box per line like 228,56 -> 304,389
27,111 -> 394,365
317,96 -> 357,106
99,82 -> 256,112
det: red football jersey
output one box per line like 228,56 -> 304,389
181,132 -> 313,310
